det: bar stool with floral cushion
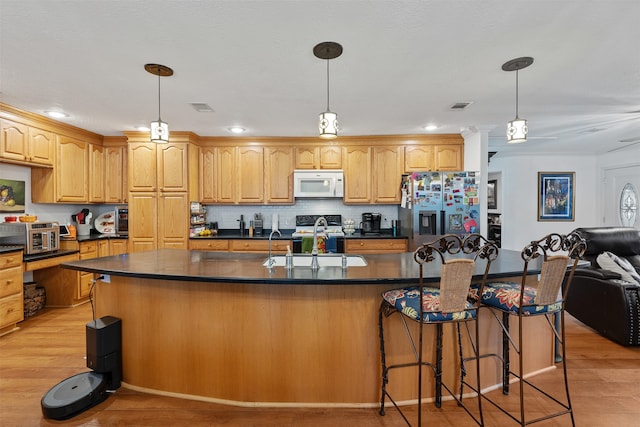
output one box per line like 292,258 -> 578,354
472,232 -> 586,426
378,234 -> 499,426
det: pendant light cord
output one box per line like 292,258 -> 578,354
515,69 -> 519,118
157,71 -> 162,121
326,59 -> 331,112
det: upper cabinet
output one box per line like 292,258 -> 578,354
128,143 -> 157,192
0,119 -> 54,167
265,147 -> 294,204
373,146 -> 404,204
294,145 -> 342,169
237,146 -> 264,204
104,145 -> 126,203
343,146 -> 372,204
434,144 -> 463,171
404,145 -> 434,172
89,143 -> 105,203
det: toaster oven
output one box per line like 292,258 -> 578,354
0,222 -> 61,255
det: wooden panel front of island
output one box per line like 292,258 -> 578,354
95,275 -> 553,407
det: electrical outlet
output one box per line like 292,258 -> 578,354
101,275 -> 111,283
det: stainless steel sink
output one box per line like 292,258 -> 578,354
263,254 -> 367,268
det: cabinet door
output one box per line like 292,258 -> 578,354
265,147 -> 293,204
434,145 -> 463,171
97,240 -> 109,257
0,119 -> 28,163
404,146 -> 434,172
158,192 -> 189,249
105,146 -> 124,203
110,239 -> 128,255
56,136 -> 88,202
343,146 -> 371,203
373,146 -> 404,203
295,147 -> 318,169
128,143 -> 157,192
216,147 -> 236,203
28,127 -> 54,166
237,146 -> 264,203
89,144 -> 105,203
199,147 -> 217,203
319,146 -> 342,169
128,192 -> 157,252
158,143 -> 188,192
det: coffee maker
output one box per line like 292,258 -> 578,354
361,212 -> 382,234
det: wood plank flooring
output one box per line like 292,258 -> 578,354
1,303 -> 640,426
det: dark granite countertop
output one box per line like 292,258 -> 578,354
23,249 -> 79,262
75,233 -> 129,243
0,245 -> 23,255
189,229 -> 408,240
61,248 -> 538,285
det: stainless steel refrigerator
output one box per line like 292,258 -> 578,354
398,171 -> 481,250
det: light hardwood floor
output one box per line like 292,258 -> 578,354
1,303 -> 640,426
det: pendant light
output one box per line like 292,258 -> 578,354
314,42 -> 343,139
145,63 -> 174,143
502,57 -> 533,143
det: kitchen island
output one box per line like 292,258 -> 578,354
61,249 -> 554,407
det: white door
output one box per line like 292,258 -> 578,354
603,165 -> 640,228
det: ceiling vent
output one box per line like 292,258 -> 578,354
449,101 -> 473,111
190,103 -> 214,112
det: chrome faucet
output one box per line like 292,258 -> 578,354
268,229 -> 282,268
311,216 -> 328,270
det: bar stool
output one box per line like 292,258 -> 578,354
378,234 -> 499,426
476,232 -> 586,426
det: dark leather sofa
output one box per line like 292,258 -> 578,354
566,227 -> 640,346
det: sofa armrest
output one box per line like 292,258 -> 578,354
573,267 -> 622,280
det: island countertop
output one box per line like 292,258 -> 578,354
62,248 -> 553,407
60,247 -> 536,285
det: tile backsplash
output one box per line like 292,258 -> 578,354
205,200 -> 399,230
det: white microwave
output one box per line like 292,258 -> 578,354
293,170 -> 344,198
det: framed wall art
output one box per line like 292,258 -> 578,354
0,179 -> 26,213
538,172 -> 575,221
487,179 -> 497,210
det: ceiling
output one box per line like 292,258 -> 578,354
1,1 -> 639,156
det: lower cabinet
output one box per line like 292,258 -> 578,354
345,238 -> 408,254
0,250 -> 24,336
34,240 -> 103,306
189,239 -> 291,254
189,239 -> 230,251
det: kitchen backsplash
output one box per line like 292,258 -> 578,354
205,199 -> 398,230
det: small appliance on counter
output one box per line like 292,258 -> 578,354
115,207 -> 128,236
361,212 -> 382,234
253,213 -> 263,236
0,221 -> 61,254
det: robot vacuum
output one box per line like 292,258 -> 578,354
41,372 -> 109,420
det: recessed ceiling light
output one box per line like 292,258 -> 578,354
228,127 -> 246,134
44,111 -> 69,119
423,124 -> 438,131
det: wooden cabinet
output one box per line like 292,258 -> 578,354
434,144 -> 463,170
238,146 -> 264,203
89,143 -> 105,203
97,239 -> 110,257
110,239 -> 128,255
345,238 -> 408,254
128,142 -> 195,251
0,119 -> 54,167
56,136 -> 89,202
0,250 -> 23,336
372,146 -> 404,204
294,146 -> 342,169
230,239 -> 291,254
405,146 -> 435,172
35,240 -> 96,306
343,146 -> 372,203
189,239 -> 230,251
105,145 -> 126,203
199,146 -> 236,204
265,147 -> 293,204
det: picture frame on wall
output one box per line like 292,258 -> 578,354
487,179 -> 497,210
538,172 -> 575,221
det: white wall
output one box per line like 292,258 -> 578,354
488,153 -> 599,250
1,163 -> 120,226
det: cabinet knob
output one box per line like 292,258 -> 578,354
359,242 -> 364,246
5,279 -> 13,284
